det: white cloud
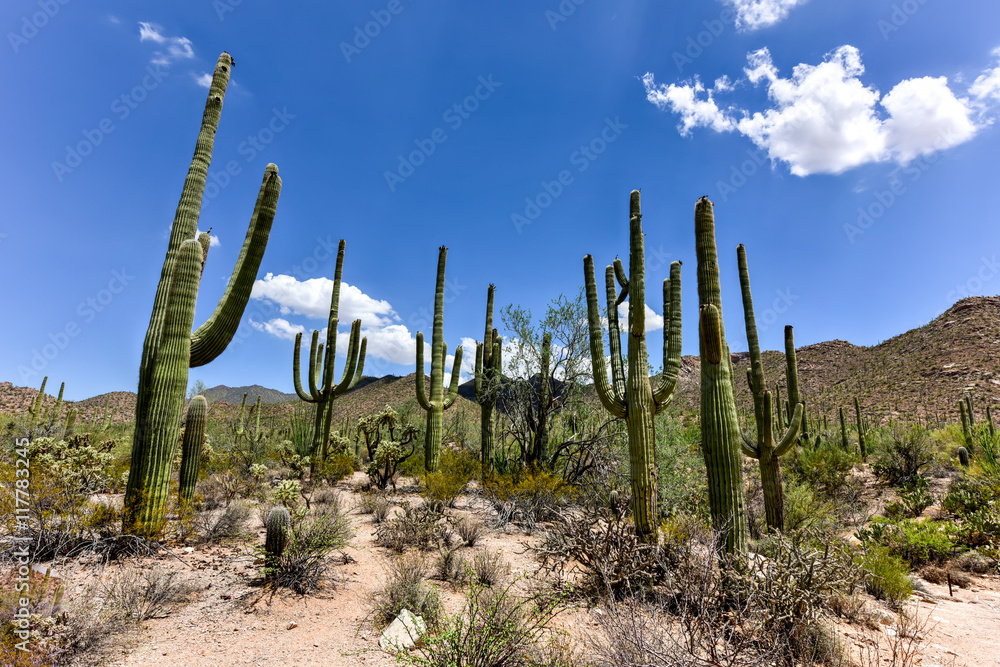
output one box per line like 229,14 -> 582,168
251,274 -> 399,328
642,73 -> 734,136
617,302 -> 664,332
249,318 -> 304,342
721,0 -> 807,31
194,73 -> 213,89
645,45 -> 987,176
970,48 -> 1000,103
138,22 -> 195,66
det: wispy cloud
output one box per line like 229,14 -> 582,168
193,73 -> 213,89
643,45 -> 998,176
720,0 -> 807,31
138,22 -> 195,66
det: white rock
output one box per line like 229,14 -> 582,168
379,609 -> 426,651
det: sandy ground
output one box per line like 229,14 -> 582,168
39,474 -> 1000,667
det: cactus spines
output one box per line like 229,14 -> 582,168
415,246 -> 464,472
736,244 -> 804,533
958,446 -> 970,468
265,505 -> 291,569
474,284 -> 502,472
694,196 -> 747,555
124,53 -> 281,538
178,396 -> 208,505
292,239 -> 367,473
583,190 -> 682,542
854,396 -> 867,461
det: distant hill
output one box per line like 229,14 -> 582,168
3,296 -> 998,430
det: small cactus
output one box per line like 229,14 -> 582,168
265,505 -> 291,569
958,446 -> 970,468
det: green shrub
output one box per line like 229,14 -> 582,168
857,546 -> 912,608
482,469 -> 575,532
315,453 -> 357,485
421,468 -> 471,512
871,426 -> 936,488
885,475 -> 935,520
789,441 -> 855,499
783,480 -> 836,532
858,518 -> 956,567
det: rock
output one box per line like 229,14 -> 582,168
379,609 -> 426,651
184,547 -> 195,553
287,622 -> 298,630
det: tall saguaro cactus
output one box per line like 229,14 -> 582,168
583,190 -> 683,542
694,197 -> 747,555
415,246 -> 464,472
737,244 -> 803,532
292,239 -> 367,472
854,396 -> 868,461
474,284 -> 502,471
178,396 -> 207,504
124,53 -> 282,538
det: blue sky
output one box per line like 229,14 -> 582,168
3,0 -> 1000,400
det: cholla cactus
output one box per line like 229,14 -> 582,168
272,479 -> 302,507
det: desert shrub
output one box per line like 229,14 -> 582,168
260,504 -> 353,594
953,549 -> 995,573
405,579 -> 567,667
858,518 -> 956,567
537,502 -> 674,597
371,554 -> 443,629
884,476 -> 935,520
375,502 -> 451,553
591,529 -> 855,667
788,440 -> 855,499
871,426 -> 936,488
101,566 -> 197,622
456,517 -> 484,547
434,544 -> 467,584
196,501 -> 251,543
655,415 -> 708,520
372,496 -> 392,524
421,468 -> 471,513
470,550 -> 510,588
782,480 -> 836,532
482,469 -> 575,533
28,435 -> 117,494
918,564 -> 971,588
951,504 -> 1000,549
856,545 -> 912,608
315,453 -> 357,486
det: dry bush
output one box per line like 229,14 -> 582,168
406,578 -> 568,667
101,566 -> 198,622
372,497 -> 392,524
536,502 -> 675,597
455,516 -> 484,547
481,469 -> 575,533
918,564 -> 971,588
196,501 -> 251,544
370,553 -> 443,629
470,550 -> 510,588
434,544 -> 467,584
375,502 -> 451,553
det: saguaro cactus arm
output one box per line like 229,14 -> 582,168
190,164 -> 281,367
443,346 -> 464,409
583,255 -> 627,419
415,332 -> 431,411
653,262 -> 683,409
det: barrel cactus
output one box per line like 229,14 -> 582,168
958,446 -> 970,468
265,505 -> 291,569
583,190 -> 682,542
124,52 -> 281,538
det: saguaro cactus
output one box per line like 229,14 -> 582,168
854,396 -> 867,461
737,244 -> 803,532
694,196 -> 747,555
265,505 -> 291,569
840,407 -> 849,452
178,396 -> 208,504
474,284 -> 502,471
960,398 -> 975,452
415,246 -> 464,472
292,239 -> 367,473
124,52 -> 282,538
583,190 -> 682,542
